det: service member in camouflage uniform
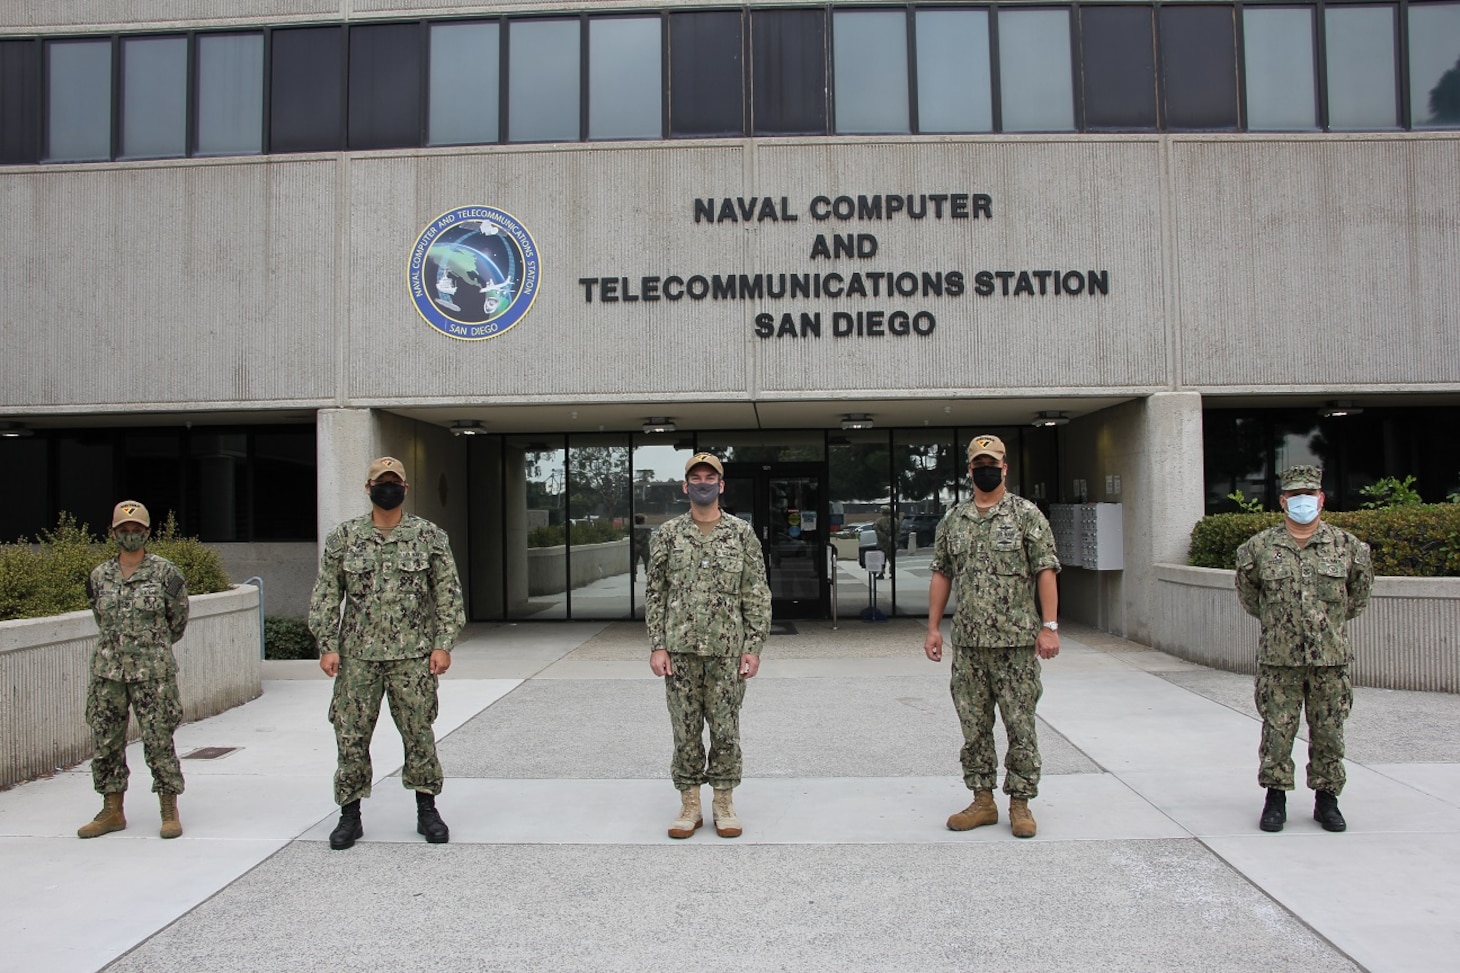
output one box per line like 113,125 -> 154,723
925,435 -> 1061,838
873,506 -> 897,579
646,452 -> 772,839
1235,464 -> 1373,833
77,500 -> 190,840
309,456 -> 465,850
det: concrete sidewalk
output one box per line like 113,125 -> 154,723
2,620 -> 1458,973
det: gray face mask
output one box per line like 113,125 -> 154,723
686,481 -> 721,506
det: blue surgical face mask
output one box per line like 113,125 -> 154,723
1285,494 -> 1320,525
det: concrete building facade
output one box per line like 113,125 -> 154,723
3,1 -> 1457,640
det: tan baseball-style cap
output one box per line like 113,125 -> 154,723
1279,465 -> 1323,491
967,435 -> 1007,462
367,456 -> 409,483
684,452 -> 725,477
110,500 -> 150,529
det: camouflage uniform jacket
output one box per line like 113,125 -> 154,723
308,513 -> 465,661
1235,521 -> 1373,667
874,515 -> 894,557
929,493 -> 1061,649
86,553 -> 189,682
645,512 -> 772,657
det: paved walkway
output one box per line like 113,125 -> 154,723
3,620 -> 1459,973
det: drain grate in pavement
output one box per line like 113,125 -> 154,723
182,746 -> 239,760
769,621 -> 798,636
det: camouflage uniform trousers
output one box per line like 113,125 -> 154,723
665,654 -> 747,791
329,656 -> 442,806
85,674 -> 185,795
950,645 -> 1043,799
1255,663 -> 1353,794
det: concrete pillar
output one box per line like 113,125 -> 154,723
316,407 -> 377,549
1141,391 -> 1205,566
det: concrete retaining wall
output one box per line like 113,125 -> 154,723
527,539 -> 630,596
0,585 -> 262,788
1152,564 -> 1460,693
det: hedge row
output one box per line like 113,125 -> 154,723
527,520 -> 626,548
1188,505 -> 1460,576
0,514 -> 233,621
264,615 -> 318,660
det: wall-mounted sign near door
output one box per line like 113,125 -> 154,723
407,205 -> 541,341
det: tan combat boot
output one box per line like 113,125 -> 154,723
1009,798 -> 1037,838
77,792 -> 127,839
712,788 -> 742,838
668,787 -> 702,839
947,790 -> 998,831
159,793 -> 183,839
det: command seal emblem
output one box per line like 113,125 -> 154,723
408,205 -> 540,340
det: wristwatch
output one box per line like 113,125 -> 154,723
1042,621 -> 1059,632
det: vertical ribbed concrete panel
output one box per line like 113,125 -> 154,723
7,2 -> 340,32
1347,579 -> 1460,693
0,159 -> 339,410
353,1 -> 754,16
0,629 -> 94,787
348,146 -> 753,402
8,2 -> 729,32
1153,566 -> 1460,693
1173,136 -> 1460,389
0,587 -> 261,788
750,138 -> 1168,397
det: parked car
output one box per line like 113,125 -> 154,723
898,513 -> 943,549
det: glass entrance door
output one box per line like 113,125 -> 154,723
721,462 -> 827,618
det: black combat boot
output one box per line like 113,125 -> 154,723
1259,788 -> 1287,832
1314,791 -> 1347,832
416,791 -> 450,844
330,799 -> 363,850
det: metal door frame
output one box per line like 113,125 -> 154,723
721,460 -> 828,618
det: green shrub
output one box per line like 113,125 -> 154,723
0,513 -> 107,619
1188,504 -> 1460,576
1226,489 -> 1266,514
1360,475 -> 1424,509
264,615 -> 318,660
147,513 -> 232,596
0,513 -> 233,621
1187,512 -> 1284,569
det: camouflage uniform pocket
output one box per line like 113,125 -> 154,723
991,548 -> 1028,576
342,554 -> 375,598
1316,559 -> 1348,603
394,550 -> 432,598
713,550 -> 744,591
135,582 -> 165,613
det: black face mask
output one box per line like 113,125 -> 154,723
369,481 -> 406,510
971,466 -> 1004,493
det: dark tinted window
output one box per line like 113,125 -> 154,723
1080,6 -> 1157,130
121,430 -> 184,529
254,429 -> 317,540
349,22 -> 423,150
751,9 -> 827,135
1159,6 -> 1239,129
0,40 -> 41,164
270,27 -> 345,152
56,433 -> 116,534
668,11 -> 744,136
0,436 -> 48,539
